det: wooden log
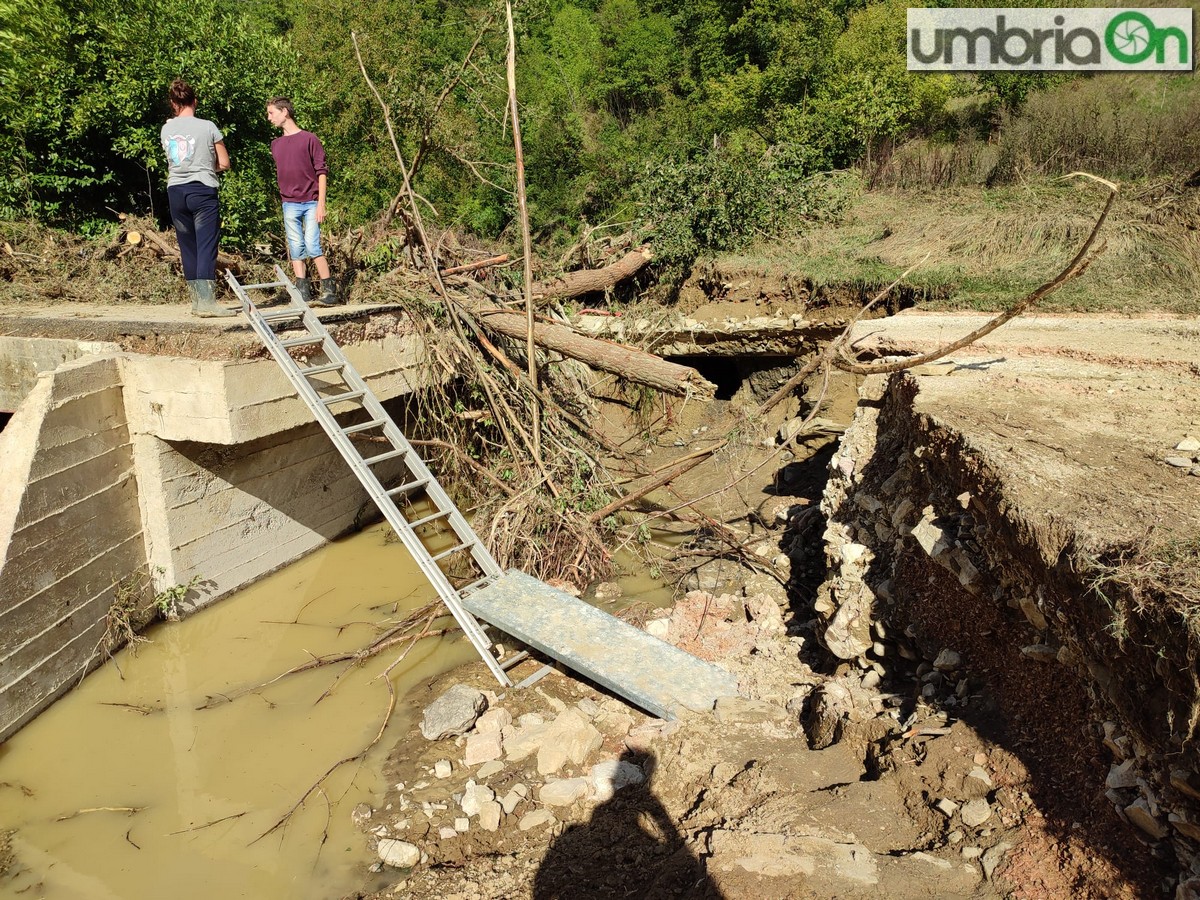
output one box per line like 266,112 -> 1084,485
140,228 -> 242,276
468,304 -> 714,399
529,247 -> 652,302
440,254 -> 509,276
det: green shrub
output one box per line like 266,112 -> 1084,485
637,145 -> 855,268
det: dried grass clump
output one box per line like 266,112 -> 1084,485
1089,532 -> 1200,748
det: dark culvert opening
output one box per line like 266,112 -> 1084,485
667,355 -> 810,403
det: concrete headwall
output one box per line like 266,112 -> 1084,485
134,423 -> 409,607
0,335 -> 120,411
0,323 -> 432,741
0,356 -> 145,742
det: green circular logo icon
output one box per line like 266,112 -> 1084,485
1106,11 -> 1157,63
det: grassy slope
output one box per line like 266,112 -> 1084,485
717,178 -> 1200,316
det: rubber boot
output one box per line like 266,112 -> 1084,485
316,277 -> 340,306
295,277 -> 312,304
189,279 -> 236,318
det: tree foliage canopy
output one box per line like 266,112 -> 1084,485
0,0 -> 1067,258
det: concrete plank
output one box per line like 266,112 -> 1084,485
463,570 -> 739,719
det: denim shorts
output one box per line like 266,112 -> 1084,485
282,200 -> 323,260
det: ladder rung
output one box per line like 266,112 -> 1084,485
319,390 -> 365,406
386,478 -> 430,498
280,334 -> 324,349
431,542 -> 475,562
300,362 -> 345,376
242,281 -> 288,291
364,447 -> 407,466
342,419 -> 385,435
500,650 -> 531,671
409,508 -> 451,529
262,308 -> 305,322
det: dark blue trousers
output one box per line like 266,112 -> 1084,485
167,183 -> 221,280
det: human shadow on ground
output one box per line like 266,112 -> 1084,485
532,749 -> 725,900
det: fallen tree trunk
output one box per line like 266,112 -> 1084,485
529,247 -> 652,302
468,304 -> 715,399
140,228 -> 243,276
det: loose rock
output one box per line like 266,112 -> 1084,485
518,809 -> 556,831
377,838 -> 420,869
421,685 -> 488,741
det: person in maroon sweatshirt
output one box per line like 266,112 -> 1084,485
266,97 -> 338,305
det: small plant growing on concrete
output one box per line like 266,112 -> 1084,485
154,572 -> 202,622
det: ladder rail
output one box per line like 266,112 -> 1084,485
226,266 -> 510,685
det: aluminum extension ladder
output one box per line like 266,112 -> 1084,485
224,265 -> 511,686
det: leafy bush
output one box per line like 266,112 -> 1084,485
637,145 -> 855,268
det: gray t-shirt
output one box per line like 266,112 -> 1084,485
161,116 -> 224,188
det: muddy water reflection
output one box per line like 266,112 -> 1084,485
0,523 -> 477,900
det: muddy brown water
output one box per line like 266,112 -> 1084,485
0,523 -> 673,898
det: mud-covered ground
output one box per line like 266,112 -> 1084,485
341,311 -> 1200,899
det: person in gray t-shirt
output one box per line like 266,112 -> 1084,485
160,78 -> 235,317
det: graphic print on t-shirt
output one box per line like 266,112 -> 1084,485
165,134 -> 196,166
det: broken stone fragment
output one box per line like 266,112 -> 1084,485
934,798 -> 960,818
475,760 -> 505,780
500,789 -> 523,815
1123,798 -> 1168,839
377,838 -> 420,869
504,722 -> 550,763
1106,759 -> 1139,790
433,759 -> 452,779
645,618 -> 670,638
464,730 -> 504,766
824,591 -> 873,660
980,842 -> 1013,881
459,781 -> 495,817
536,708 -> 603,775
1164,456 -> 1193,468
477,801 -> 503,832
420,684 -> 487,741
518,809 -> 556,831
933,649 -> 961,671
967,767 -> 993,789
960,799 -> 991,828
474,708 -> 512,734
1169,812 -> 1200,841
1019,644 -> 1058,664
1170,769 -> 1200,801
539,777 -> 590,806
1017,596 -> 1047,631
910,513 -> 950,557
589,759 -> 645,802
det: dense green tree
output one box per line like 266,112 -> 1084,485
0,0 -> 305,245
2,0 -> 1055,260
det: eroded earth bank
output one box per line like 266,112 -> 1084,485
344,314 -> 1200,900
